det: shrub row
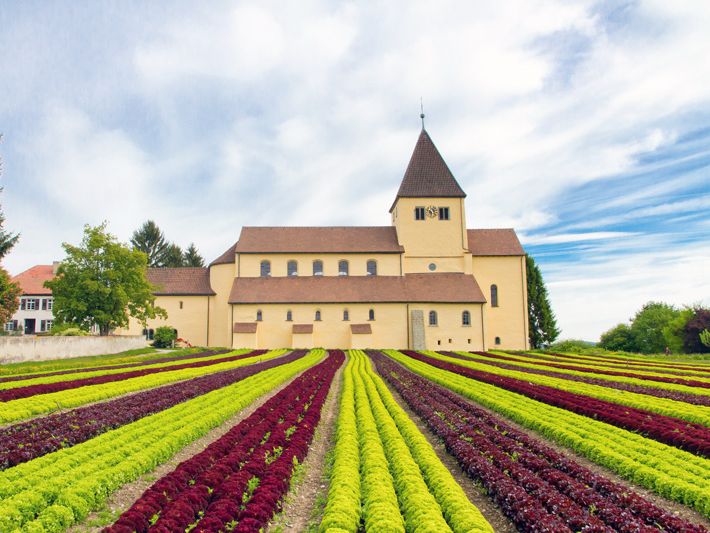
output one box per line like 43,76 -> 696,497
406,351 -> 710,457
0,350 -> 322,532
0,351 -> 315,470
0,350 -> 287,424
371,351 -> 706,532
385,350 -> 710,517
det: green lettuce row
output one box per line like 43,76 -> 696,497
385,350 -> 710,517
480,351 -> 710,387
518,351 -> 710,373
358,352 -> 493,533
0,350 -> 323,532
0,350 -> 251,391
0,350 -> 287,425
421,351 -> 710,427
319,355 -> 361,532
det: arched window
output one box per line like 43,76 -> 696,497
338,260 -> 349,276
256,310 -> 263,321
491,284 -> 499,307
462,310 -> 471,326
343,309 -> 349,321
429,310 -> 438,326
495,336 -> 501,345
260,260 -> 271,277
315,310 -> 322,321
286,310 -> 292,322
287,260 -> 298,276
313,260 -> 323,276
368,308 -> 375,321
367,260 -> 377,276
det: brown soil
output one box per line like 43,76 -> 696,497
70,372 -> 304,532
266,363 -> 344,533
380,369 -> 710,531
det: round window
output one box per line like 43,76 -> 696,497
428,263 -> 437,271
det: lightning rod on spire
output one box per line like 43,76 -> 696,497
420,97 -> 425,130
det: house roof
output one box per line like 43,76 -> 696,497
147,268 -> 215,296
12,265 -> 54,295
233,322 -> 257,334
467,229 -> 525,256
210,241 -> 238,266
233,227 -> 404,254
351,323 -> 372,334
229,273 -> 485,304
292,324 -> 314,334
391,129 -> 466,211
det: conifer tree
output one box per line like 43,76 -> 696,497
526,255 -> 560,348
130,220 -> 169,267
163,243 -> 184,267
183,243 -> 205,267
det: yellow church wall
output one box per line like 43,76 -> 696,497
471,255 -> 529,350
392,197 -> 468,258
208,263 -> 238,348
410,303 -> 485,351
123,295 -> 210,346
237,253 -> 402,278
230,303 -> 408,349
402,255 -> 467,274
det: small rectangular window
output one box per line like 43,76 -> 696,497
46,320 -> 53,331
415,207 -> 425,220
179,301 -> 184,309
437,340 -> 441,345
439,207 -> 450,220
47,299 -> 53,311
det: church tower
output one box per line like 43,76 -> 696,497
390,127 -> 470,273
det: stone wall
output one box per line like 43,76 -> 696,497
0,335 -> 148,363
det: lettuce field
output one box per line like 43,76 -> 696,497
0,346 -> 708,532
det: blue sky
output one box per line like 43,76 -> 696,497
1,1 -> 708,340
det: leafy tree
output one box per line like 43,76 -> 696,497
45,223 -> 167,336
684,307 -> 710,353
130,220 -> 170,267
183,243 -> 205,267
526,255 -> 560,348
163,243 -> 184,267
629,301 -> 680,354
700,329 -> 710,349
0,267 -> 21,325
599,323 -> 635,352
661,307 -> 693,354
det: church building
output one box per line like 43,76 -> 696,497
126,127 -> 529,350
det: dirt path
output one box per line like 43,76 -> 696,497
266,362 -> 344,533
70,370 -> 306,532
378,363 -> 710,530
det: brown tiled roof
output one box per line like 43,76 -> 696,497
351,324 -> 372,334
229,273 -> 485,304
210,241 -> 238,265
292,324 -> 314,334
234,227 -> 404,254
391,129 -> 466,211
147,268 -> 215,295
12,265 -> 54,295
233,322 -> 257,333
467,229 -> 525,256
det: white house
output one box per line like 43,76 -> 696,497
7,263 -> 57,335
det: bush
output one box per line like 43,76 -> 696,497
50,322 -> 89,336
547,339 -> 598,354
152,326 -> 177,348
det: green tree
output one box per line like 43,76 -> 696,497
130,220 -> 170,267
526,255 -> 560,348
163,243 -> 184,267
700,329 -> 710,349
0,267 -> 21,325
0,188 -> 19,260
45,223 -> 167,336
183,243 -> 204,267
599,323 -> 636,352
629,301 -> 680,354
684,307 -> 710,353
661,307 -> 693,354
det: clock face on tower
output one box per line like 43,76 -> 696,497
425,205 -> 438,218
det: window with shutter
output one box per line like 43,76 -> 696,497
40,320 -> 46,331
20,299 -> 26,310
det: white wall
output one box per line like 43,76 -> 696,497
0,335 -> 148,363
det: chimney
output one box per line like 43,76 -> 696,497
52,261 -> 61,275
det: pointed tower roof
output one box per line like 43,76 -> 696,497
390,129 -> 466,211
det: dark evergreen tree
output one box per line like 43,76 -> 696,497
162,243 -> 184,267
183,243 -> 205,267
130,220 -> 169,267
526,255 -> 560,348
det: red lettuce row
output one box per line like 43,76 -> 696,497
0,349 -> 231,384
369,351 -> 707,533
0,351 -> 266,402
440,352 -> 710,407
469,351 -> 710,388
402,351 -> 710,458
0,350 -> 312,470
511,350 -> 710,376
105,350 -> 344,533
